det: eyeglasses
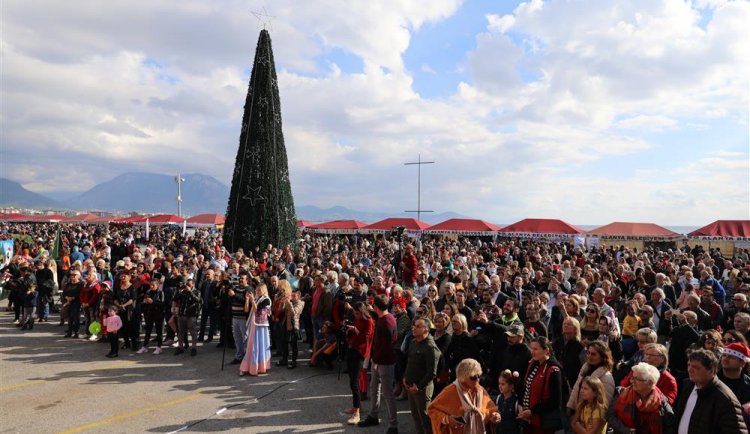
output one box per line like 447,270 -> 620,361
586,309 -> 598,313
631,377 -> 649,383
468,375 -> 481,381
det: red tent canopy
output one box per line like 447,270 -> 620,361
309,220 -> 368,233
62,213 -> 99,223
688,220 -> 750,239
364,218 -> 431,232
587,222 -> 680,239
186,214 -> 225,226
143,214 -> 185,225
499,218 -> 583,236
426,219 -> 501,234
0,213 -> 26,221
297,220 -> 314,228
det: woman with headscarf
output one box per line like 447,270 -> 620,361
597,315 -> 623,363
428,358 -> 500,433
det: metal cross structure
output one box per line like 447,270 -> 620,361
404,154 -> 434,222
175,174 -> 185,217
251,7 -> 275,31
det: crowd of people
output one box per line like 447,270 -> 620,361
2,220 -> 750,434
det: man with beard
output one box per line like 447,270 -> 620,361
499,298 -> 521,327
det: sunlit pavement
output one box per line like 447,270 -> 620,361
0,311 -> 416,434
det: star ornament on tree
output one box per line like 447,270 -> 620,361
242,185 -> 265,205
251,7 -> 275,31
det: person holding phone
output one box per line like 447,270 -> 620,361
428,358 -> 500,433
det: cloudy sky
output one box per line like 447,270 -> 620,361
2,0 -> 748,225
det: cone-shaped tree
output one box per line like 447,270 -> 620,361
223,30 -> 297,252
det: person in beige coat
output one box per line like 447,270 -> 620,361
567,341 -> 615,412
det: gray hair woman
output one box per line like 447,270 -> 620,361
428,358 -> 500,433
606,362 -> 675,434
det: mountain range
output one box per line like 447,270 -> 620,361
0,173 -> 465,223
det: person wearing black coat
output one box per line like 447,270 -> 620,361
553,333 -> 584,391
668,314 -> 701,387
674,349 -> 748,434
35,261 -> 55,322
444,316 -> 481,382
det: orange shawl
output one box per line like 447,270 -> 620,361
428,383 -> 497,434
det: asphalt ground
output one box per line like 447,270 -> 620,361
0,311 -> 417,434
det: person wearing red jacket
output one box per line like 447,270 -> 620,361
80,270 -> 101,339
343,301 -> 375,425
400,244 -> 418,290
619,343 -> 678,405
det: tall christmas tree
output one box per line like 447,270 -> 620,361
223,30 -> 297,252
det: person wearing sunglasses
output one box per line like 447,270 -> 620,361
428,358 -> 500,433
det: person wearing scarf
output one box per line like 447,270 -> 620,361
606,362 -> 675,434
519,336 -> 566,434
428,358 -> 500,433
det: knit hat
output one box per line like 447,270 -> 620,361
723,342 -> 750,363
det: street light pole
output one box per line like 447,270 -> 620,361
175,174 -> 185,217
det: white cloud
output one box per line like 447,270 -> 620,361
616,115 -> 678,130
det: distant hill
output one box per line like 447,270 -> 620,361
0,178 -> 64,209
65,172 -> 230,215
2,173 -> 466,222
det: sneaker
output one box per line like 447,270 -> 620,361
346,413 -> 360,425
357,416 -> 379,427
89,334 -> 99,341
14,319 -> 20,324
162,339 -> 174,346
171,342 -> 179,348
153,347 -> 162,355
136,347 -> 148,354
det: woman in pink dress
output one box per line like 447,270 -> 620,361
240,283 -> 272,376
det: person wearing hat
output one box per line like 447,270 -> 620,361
719,342 -> 750,406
